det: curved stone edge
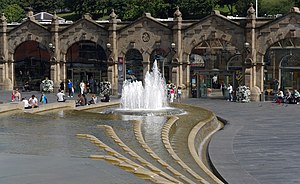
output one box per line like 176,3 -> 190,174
76,133 -> 172,184
74,101 -> 120,111
161,116 -> 210,184
188,114 -> 224,184
0,102 -> 24,113
97,125 -> 182,184
208,116 -> 260,184
133,120 -> 197,184
0,101 -> 120,114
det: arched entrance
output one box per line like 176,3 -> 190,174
264,38 -> 300,98
150,48 -> 170,81
279,53 -> 300,90
190,39 -> 237,98
125,49 -> 143,81
227,54 -> 244,88
14,41 -> 51,91
66,40 -> 107,93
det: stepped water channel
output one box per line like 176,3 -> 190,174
0,60 -> 224,183
0,103 -> 223,183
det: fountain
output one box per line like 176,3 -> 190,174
120,60 -> 168,110
102,60 -> 184,116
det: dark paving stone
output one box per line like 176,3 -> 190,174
185,98 -> 300,184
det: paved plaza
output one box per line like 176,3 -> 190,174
0,90 -> 299,184
185,98 -> 300,184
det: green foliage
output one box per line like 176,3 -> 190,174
259,0 -> 294,16
2,4 -> 25,23
217,0 -> 239,15
174,0 -> 218,19
57,12 -> 78,21
235,0 -> 253,17
0,0 -> 299,22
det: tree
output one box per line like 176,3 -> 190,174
174,0 -> 217,19
259,0 -> 294,17
235,0 -> 253,17
3,4 -> 25,22
217,0 -> 239,15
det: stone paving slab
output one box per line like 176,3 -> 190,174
184,98 -> 300,184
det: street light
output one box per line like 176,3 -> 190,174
48,43 -> 55,52
163,43 -> 176,79
171,42 -> 176,50
106,43 -> 112,56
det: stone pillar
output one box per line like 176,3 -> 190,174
245,3 -> 261,101
182,53 -> 190,97
108,9 -> 118,95
51,12 -> 60,92
172,6 -> 182,87
0,13 -> 11,90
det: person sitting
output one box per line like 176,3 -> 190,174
88,94 -> 97,105
76,94 -> 85,107
101,94 -> 110,102
21,97 -> 31,109
276,89 -> 284,104
40,93 -> 48,104
57,89 -> 66,102
23,81 -> 30,92
285,89 -> 293,104
14,88 -> 22,102
28,95 -> 38,108
294,89 -> 300,104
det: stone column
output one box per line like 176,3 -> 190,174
108,10 -> 118,95
245,3 -> 260,101
51,12 -> 60,92
172,6 -> 182,87
0,13 -> 11,90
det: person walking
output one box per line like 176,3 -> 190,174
220,81 -> 226,98
80,80 -> 85,95
177,87 -> 182,103
60,80 -> 64,91
170,86 -> 175,103
227,84 -> 233,101
67,80 -> 73,97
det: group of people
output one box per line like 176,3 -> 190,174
220,82 -> 234,101
12,88 -> 39,109
21,95 -> 39,109
167,82 -> 182,103
275,88 -> 300,104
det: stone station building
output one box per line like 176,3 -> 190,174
1,4 -> 300,101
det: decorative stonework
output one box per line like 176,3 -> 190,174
142,32 -> 150,42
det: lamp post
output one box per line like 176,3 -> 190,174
48,43 -> 55,52
106,43 -> 112,56
163,42 -> 176,79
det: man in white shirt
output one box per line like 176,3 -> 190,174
21,97 -> 31,109
227,84 -> 233,101
57,89 -> 66,102
28,95 -> 38,108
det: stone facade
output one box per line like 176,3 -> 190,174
1,5 -> 300,101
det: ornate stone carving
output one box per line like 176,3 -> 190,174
142,32 -> 150,42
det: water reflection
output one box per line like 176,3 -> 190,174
0,104 -> 210,164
